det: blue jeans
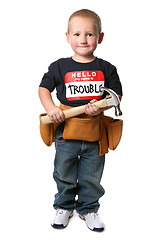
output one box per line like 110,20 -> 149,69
53,124 -> 105,215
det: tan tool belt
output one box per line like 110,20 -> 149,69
39,103 -> 123,155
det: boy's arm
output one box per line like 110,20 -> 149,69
38,87 -> 65,123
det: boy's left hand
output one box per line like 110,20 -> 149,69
84,99 -> 101,116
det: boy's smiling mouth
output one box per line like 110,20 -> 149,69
79,45 -> 89,48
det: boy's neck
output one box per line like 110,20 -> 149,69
72,54 -> 96,63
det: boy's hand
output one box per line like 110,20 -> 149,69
47,106 -> 65,123
84,99 -> 101,116
38,87 -> 65,123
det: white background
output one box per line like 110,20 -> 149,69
0,0 -> 160,239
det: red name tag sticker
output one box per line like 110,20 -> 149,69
65,71 -> 104,100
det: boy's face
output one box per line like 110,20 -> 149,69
66,16 -> 103,61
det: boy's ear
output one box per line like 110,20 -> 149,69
66,32 -> 70,43
98,32 -> 104,44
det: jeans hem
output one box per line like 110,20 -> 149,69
76,208 -> 99,215
54,206 -> 75,212
54,206 -> 100,215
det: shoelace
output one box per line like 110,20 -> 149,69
89,212 -> 99,219
56,209 -> 66,215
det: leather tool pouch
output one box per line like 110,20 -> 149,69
103,116 -> 123,150
39,113 -> 54,146
39,113 -> 100,144
39,111 -> 123,153
63,115 -> 100,142
39,113 -> 61,146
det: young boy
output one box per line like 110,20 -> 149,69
39,9 -> 122,232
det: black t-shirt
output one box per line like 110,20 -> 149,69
39,57 -> 123,107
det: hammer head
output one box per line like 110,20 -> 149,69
100,87 -> 122,116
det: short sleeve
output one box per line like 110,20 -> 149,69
106,66 -> 123,96
39,63 -> 56,92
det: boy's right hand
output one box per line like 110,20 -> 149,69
47,106 -> 65,123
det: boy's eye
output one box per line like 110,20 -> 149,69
87,33 -> 93,37
74,33 -> 80,36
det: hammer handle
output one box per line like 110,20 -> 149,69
41,98 -> 108,125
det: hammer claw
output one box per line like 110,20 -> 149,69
100,87 -> 122,116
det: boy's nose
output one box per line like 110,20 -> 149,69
80,35 -> 87,44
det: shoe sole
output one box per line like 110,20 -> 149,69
79,215 -> 104,232
51,223 -> 66,229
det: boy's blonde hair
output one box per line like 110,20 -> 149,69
67,9 -> 102,34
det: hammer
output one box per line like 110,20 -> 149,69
41,87 -> 122,125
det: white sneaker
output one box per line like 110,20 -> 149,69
51,209 -> 73,229
80,212 -> 105,232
